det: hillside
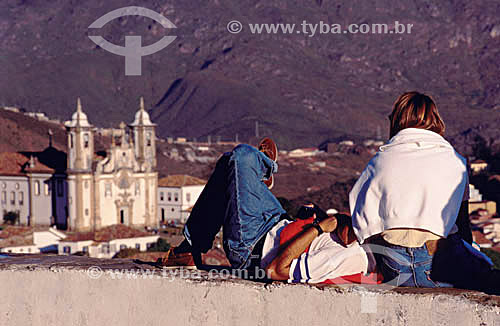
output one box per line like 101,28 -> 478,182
1,0 -> 499,149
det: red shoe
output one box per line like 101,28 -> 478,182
258,137 -> 278,189
155,248 -> 197,269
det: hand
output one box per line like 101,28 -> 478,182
318,216 -> 337,233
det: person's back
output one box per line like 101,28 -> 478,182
349,91 -> 499,293
351,127 -> 468,242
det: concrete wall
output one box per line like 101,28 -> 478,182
0,255 -> 499,326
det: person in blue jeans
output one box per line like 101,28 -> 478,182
157,138 -> 287,269
350,91 -> 500,294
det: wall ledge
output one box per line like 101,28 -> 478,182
1,254 -> 499,326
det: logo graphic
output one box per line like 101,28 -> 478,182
88,6 -> 177,76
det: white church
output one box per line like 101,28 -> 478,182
65,98 -> 158,232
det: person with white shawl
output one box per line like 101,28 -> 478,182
349,92 -> 499,293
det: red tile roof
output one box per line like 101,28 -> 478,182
158,175 -> 206,187
472,230 -> 492,245
0,152 -> 54,176
63,224 -> 153,243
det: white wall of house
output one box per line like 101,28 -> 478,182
158,184 -> 205,224
0,177 -> 30,224
0,244 -> 38,254
58,236 -> 159,258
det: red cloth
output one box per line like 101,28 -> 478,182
279,218 -> 382,284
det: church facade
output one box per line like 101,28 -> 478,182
65,98 -> 158,232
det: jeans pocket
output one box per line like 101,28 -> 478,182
423,269 -> 450,288
381,258 -> 402,286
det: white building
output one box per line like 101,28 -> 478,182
58,224 -> 159,258
158,175 -> 206,224
0,148 -> 68,229
0,226 -> 66,254
65,98 -> 158,231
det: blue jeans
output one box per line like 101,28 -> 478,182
374,234 -> 500,294
183,144 -> 286,269
374,242 -> 453,288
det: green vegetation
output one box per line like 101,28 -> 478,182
3,211 -> 19,225
114,248 -> 140,259
481,248 -> 500,270
147,238 -> 171,252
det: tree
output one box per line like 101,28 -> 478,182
3,211 -> 19,225
147,238 -> 171,252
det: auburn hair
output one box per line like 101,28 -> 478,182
389,91 -> 445,138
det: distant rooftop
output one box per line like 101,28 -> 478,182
158,174 -> 206,187
63,224 -> 153,243
0,152 -> 54,176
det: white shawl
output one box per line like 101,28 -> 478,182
349,128 -> 468,243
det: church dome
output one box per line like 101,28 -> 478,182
64,98 -> 92,128
130,97 -> 155,127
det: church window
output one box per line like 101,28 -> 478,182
44,183 -> 50,196
1,191 -> 6,204
15,183 -> 19,190
146,132 -> 152,147
34,181 -> 40,196
10,191 -> 15,205
167,192 -> 172,201
174,193 -> 179,202
135,243 -> 140,250
105,183 -> 112,197
160,192 -> 164,201
120,210 -> 125,224
120,244 -> 127,250
70,134 -> 74,148
186,193 -> 191,202
1,182 -> 6,189
19,192 -> 24,206
83,133 -> 89,148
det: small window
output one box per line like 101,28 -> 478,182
44,183 -> 50,196
160,192 -> 164,201
63,246 -> 71,254
174,193 -> 179,202
82,246 -> 88,253
83,133 -> 89,148
186,193 -> 191,202
1,191 -> 6,204
146,132 -> 152,147
15,183 -> 19,190
167,192 -> 172,201
135,243 -> 141,250
18,192 -> 24,206
1,182 -> 6,189
70,133 -> 74,148
34,181 -> 40,196
10,191 -> 15,205
120,244 -> 127,250
105,183 -> 112,197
